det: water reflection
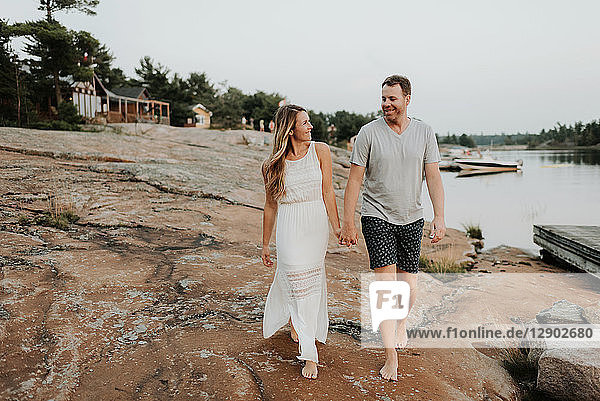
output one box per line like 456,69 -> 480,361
537,150 -> 600,165
423,149 -> 600,253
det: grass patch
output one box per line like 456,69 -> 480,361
462,222 -> 483,240
419,255 -> 466,282
18,215 -> 32,225
32,210 -> 79,230
17,194 -> 80,230
499,347 -> 551,400
501,347 -> 538,381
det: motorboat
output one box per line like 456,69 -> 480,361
454,150 -> 523,171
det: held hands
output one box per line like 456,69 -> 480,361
429,216 -> 446,243
261,245 -> 273,267
339,223 -> 359,247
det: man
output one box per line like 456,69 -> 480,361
339,75 -> 446,381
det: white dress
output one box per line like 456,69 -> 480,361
263,141 -> 329,363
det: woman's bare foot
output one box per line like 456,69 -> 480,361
380,348 -> 398,381
302,361 -> 318,379
290,320 -> 298,343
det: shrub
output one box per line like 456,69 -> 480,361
57,102 -> 83,125
33,210 -> 79,230
462,222 -> 483,240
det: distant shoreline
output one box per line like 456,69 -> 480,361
440,144 -> 600,152
491,145 -> 600,151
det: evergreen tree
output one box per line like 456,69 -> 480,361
38,0 -> 99,22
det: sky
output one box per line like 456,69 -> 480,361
3,0 -> 600,135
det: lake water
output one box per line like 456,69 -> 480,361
421,149 -> 600,254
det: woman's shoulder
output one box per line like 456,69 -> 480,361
313,141 -> 330,153
313,141 -> 331,163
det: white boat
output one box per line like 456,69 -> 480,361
453,149 -> 523,171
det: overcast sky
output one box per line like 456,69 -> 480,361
3,0 -> 600,135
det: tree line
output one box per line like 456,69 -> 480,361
439,120 -> 600,148
1,1 -> 597,147
0,0 -> 375,142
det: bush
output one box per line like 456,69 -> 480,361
29,119 -> 79,131
58,101 -> 83,125
462,222 -> 483,240
50,120 -> 78,131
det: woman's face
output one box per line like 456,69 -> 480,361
291,111 -> 312,141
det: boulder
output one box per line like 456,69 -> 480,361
583,302 -> 600,324
537,348 -> 600,401
536,299 -> 588,324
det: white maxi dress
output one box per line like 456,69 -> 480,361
263,141 -> 329,363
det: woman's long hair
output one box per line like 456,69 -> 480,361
263,104 -> 306,201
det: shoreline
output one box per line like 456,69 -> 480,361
0,124 -> 591,400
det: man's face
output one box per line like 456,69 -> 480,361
381,84 -> 410,119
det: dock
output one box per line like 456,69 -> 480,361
533,225 -> 600,276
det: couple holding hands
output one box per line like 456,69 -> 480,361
260,75 -> 446,380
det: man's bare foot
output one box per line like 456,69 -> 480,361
290,321 -> 298,343
395,323 -> 408,349
380,349 -> 398,381
302,361 -> 318,379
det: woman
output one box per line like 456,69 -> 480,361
261,104 -> 340,379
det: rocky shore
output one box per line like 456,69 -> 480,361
0,124 -> 597,400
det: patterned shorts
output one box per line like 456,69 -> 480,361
361,216 -> 424,273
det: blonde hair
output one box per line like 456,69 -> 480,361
262,104 -> 306,201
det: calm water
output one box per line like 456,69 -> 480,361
421,150 -> 600,254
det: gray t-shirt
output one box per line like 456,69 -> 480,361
349,117 -> 441,225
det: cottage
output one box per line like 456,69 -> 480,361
70,73 -> 170,124
185,103 -> 212,128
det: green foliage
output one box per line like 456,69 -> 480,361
243,91 -> 285,129
0,20 -> 18,125
459,133 -> 476,148
308,110 -> 328,143
30,119 -> 78,131
211,86 -> 246,128
57,101 -> 81,124
38,0 -> 99,21
439,134 -> 459,145
419,256 -> 466,282
329,110 -> 375,143
131,57 -> 218,126
539,120 -> 600,147
9,19 -> 113,109
33,210 -> 79,229
447,123 -> 600,148
462,223 -> 483,240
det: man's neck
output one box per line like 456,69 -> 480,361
384,114 -> 411,135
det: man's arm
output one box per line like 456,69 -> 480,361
424,162 -> 445,243
340,163 -> 365,245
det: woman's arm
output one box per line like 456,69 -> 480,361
315,143 -> 341,238
261,163 -> 278,267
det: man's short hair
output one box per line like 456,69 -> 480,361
382,75 -> 411,97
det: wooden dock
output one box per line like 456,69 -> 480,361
533,225 -> 600,275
